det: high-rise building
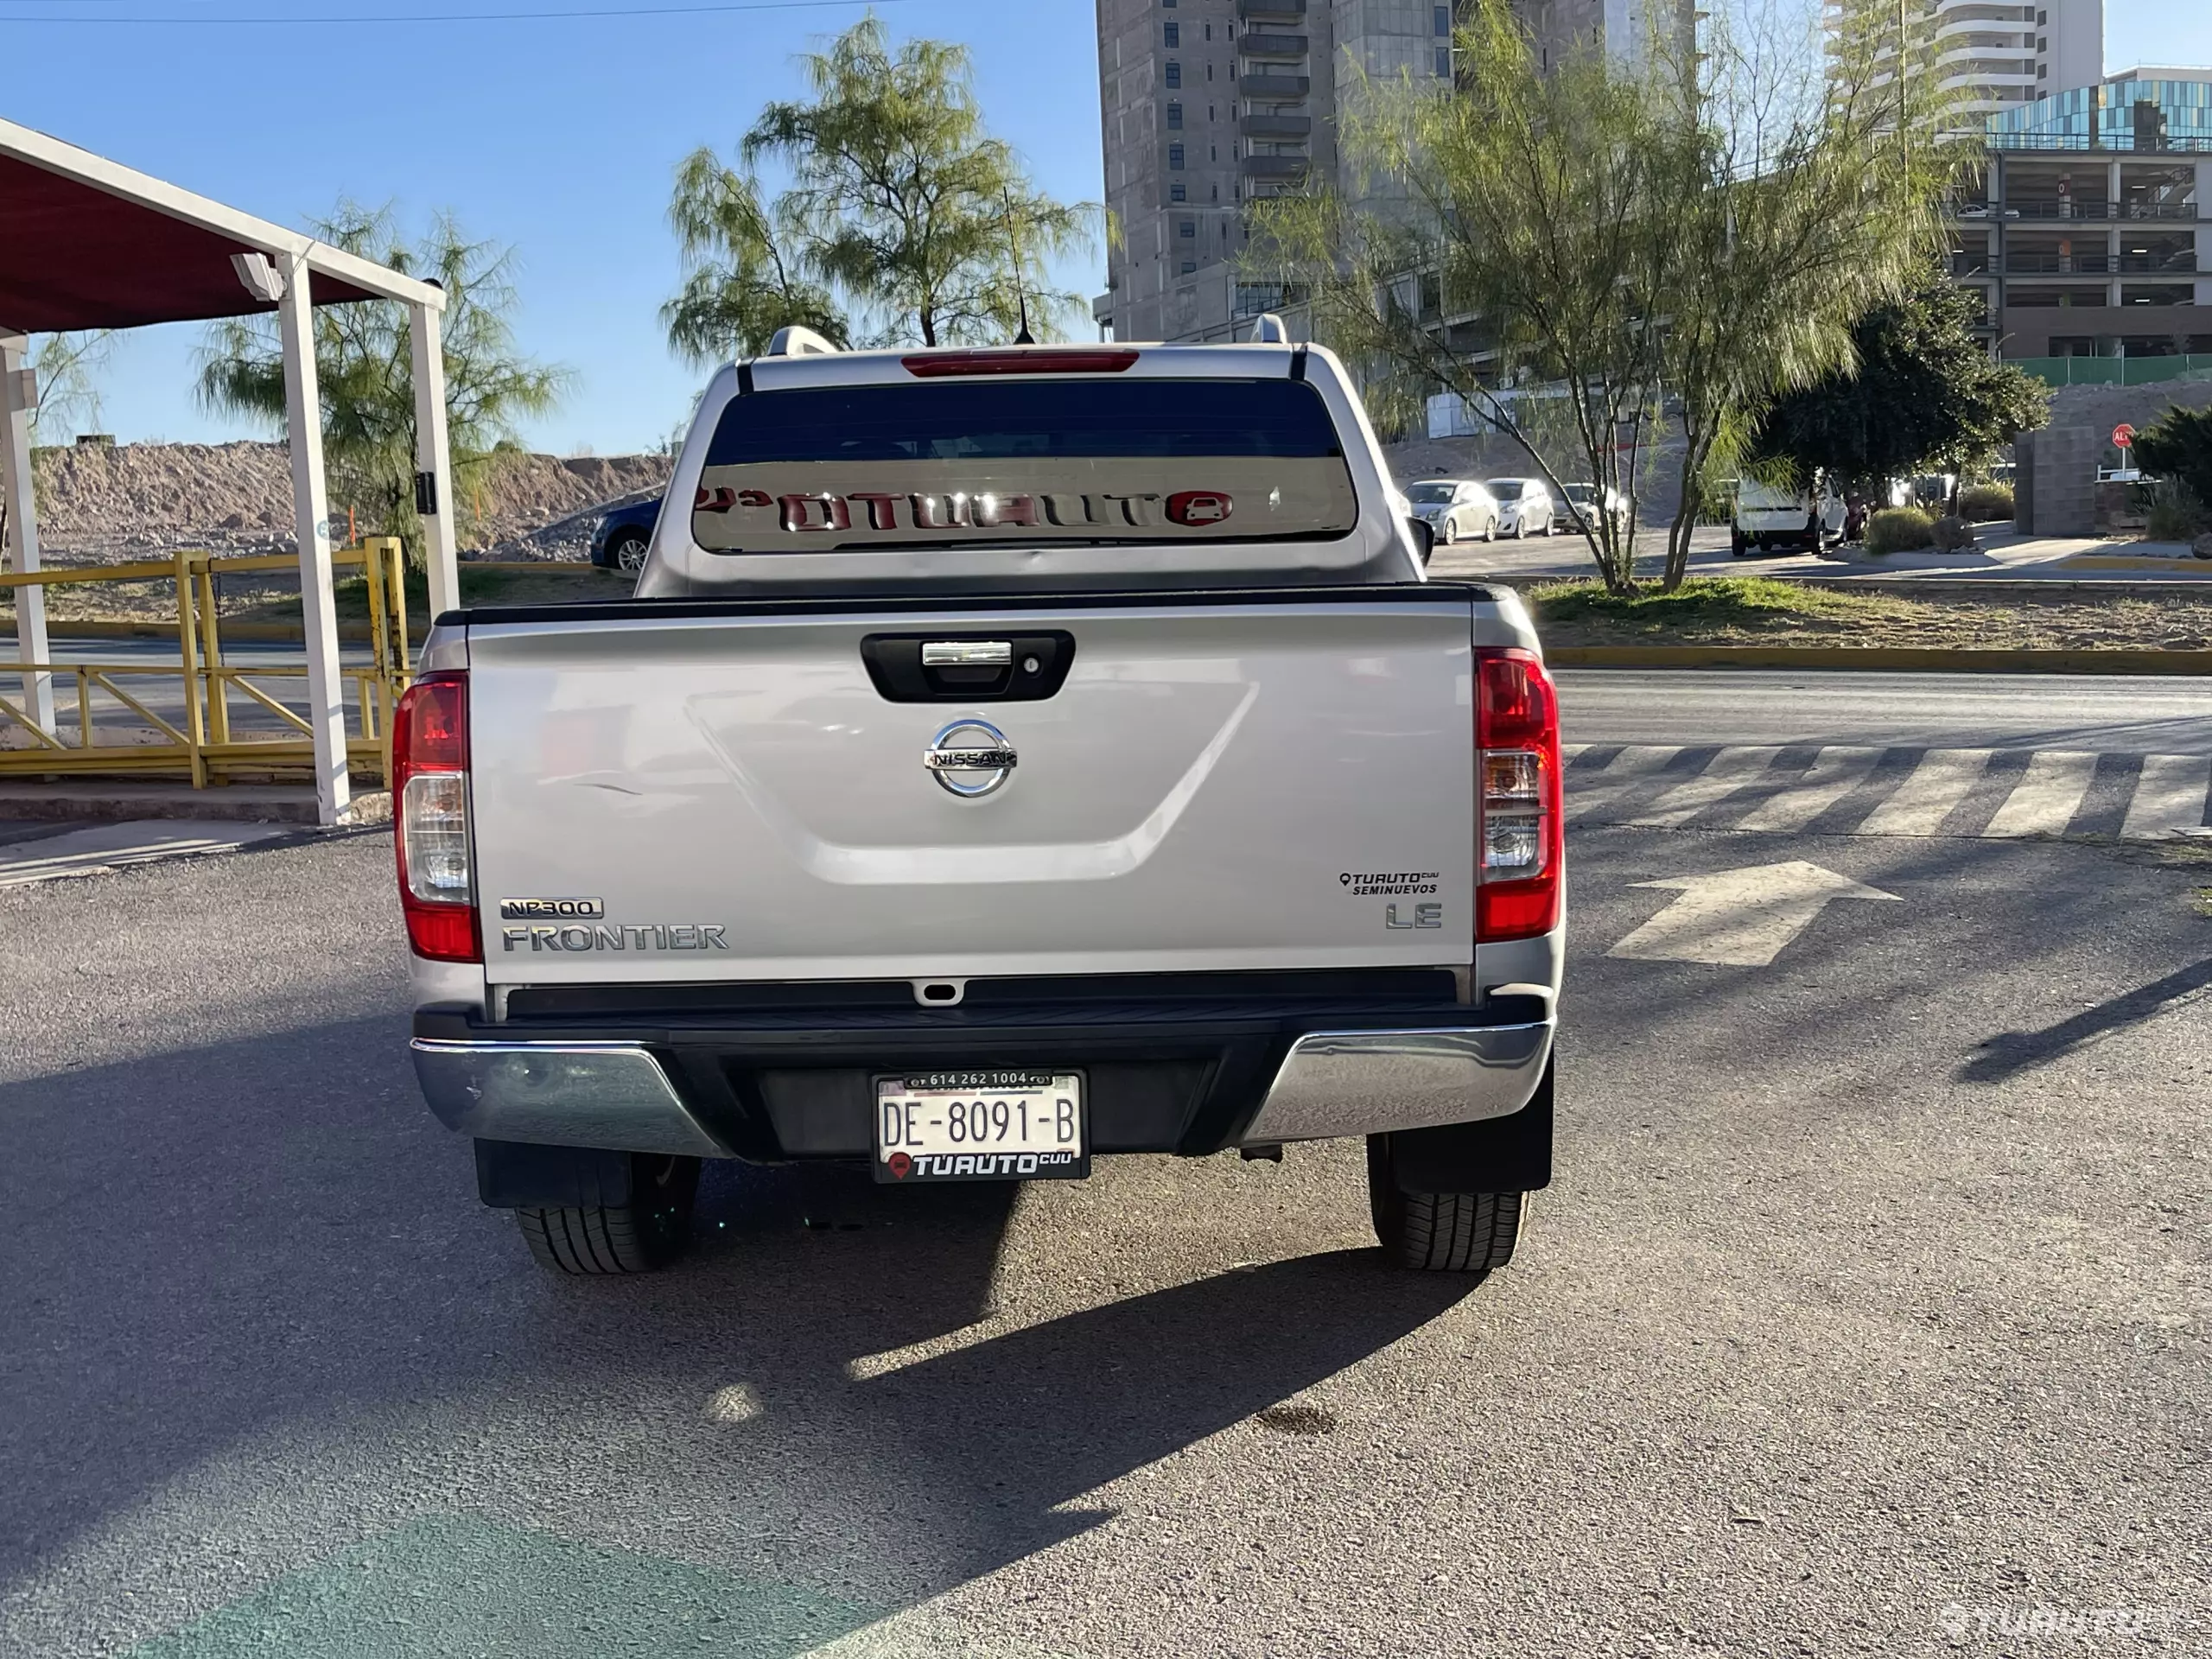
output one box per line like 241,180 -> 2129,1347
1094,1 -> 1694,342
1825,0 -> 2101,126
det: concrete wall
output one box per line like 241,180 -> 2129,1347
2018,424 -> 2102,536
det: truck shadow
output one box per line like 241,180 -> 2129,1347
0,1014 -> 1470,1652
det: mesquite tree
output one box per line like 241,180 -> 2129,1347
198,204 -> 567,558
1253,0 -> 1961,592
669,16 -> 1098,355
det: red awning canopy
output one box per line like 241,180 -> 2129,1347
0,118 -> 442,335
0,154 -> 378,332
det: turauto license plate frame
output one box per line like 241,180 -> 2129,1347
872,1070 -> 1089,1183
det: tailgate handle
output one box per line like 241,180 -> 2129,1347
921,640 -> 1013,668
861,632 -> 1077,702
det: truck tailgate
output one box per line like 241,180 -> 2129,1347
465,595 -> 1476,984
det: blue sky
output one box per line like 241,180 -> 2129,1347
5,0 -> 2208,455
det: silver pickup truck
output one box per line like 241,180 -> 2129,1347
394,327 -> 1563,1280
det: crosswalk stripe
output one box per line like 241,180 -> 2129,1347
2120,754 -> 2212,839
1732,747 -> 1885,834
1853,749 -> 1993,836
1562,746 -> 1683,821
1564,743 -> 2210,842
1980,751 -> 2099,838
1625,747 -> 1782,827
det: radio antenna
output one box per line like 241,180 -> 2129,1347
1002,188 -> 1035,345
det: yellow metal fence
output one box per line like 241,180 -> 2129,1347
0,540 -> 413,786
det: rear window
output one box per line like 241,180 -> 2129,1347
1738,481 -> 1800,510
690,378 -> 1357,551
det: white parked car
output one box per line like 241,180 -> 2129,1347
1731,480 -> 1845,556
1484,478 -> 1555,538
1557,482 -> 1630,535
1403,478 -> 1502,544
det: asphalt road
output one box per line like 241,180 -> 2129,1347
1559,669 -> 2212,755
3,811 -> 2207,1655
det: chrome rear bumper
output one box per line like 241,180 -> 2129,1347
410,1039 -> 728,1159
1238,1021 -> 1552,1145
412,1018 -> 1553,1159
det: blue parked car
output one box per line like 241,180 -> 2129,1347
589,496 -> 661,572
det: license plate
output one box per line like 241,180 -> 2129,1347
873,1071 -> 1087,1183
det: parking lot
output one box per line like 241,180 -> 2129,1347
3,721 -> 2204,1654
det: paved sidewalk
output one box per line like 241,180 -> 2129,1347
0,820 -> 297,887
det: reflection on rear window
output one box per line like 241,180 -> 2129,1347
690,378 -> 1358,551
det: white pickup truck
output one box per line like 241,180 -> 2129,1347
395,327 -> 1563,1280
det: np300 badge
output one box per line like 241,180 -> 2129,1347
925,718 -> 1017,798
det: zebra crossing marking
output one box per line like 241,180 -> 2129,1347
1564,744 -> 2212,842
1563,746 -> 1683,822
1626,747 -> 1783,828
1853,749 -> 1992,837
2122,754 -> 2212,840
1732,746 -> 1883,834
1980,752 -> 2099,839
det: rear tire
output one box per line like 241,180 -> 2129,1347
516,1153 -> 701,1274
1366,1136 -> 1527,1276
607,527 -> 650,573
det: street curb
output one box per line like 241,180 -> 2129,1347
1548,645 -> 2212,673
2056,556 -> 2212,573
0,788 -> 391,826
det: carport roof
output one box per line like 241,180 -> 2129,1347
0,116 -> 445,334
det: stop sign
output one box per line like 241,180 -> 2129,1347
2113,423 -> 2135,448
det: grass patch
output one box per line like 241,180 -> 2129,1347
1528,576 -> 2212,649
1531,576 -> 1923,639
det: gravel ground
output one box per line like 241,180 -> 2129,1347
25,442 -> 671,571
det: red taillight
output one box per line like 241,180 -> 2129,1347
1475,648 -> 1563,942
391,670 -> 480,963
901,348 -> 1140,378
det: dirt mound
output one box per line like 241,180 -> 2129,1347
28,441 -> 672,564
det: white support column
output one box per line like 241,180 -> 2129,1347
408,298 -> 460,620
0,333 -> 56,734
278,252 -> 350,825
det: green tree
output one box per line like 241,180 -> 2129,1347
684,13 -> 1096,350
1251,0 -> 1674,589
27,331 -> 114,443
662,151 -> 849,365
1639,0 -> 1961,586
1747,273 -> 2048,491
1251,0 -> 1958,592
2130,402 -> 2212,515
197,203 -> 568,558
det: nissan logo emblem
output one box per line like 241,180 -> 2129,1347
923,718 -> 1017,798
